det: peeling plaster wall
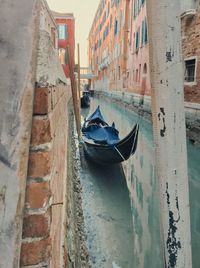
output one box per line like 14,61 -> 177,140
36,30 -> 69,87
19,3 -> 72,267
0,0 -> 40,267
0,1 -> 71,267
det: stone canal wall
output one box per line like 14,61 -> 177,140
94,90 -> 200,144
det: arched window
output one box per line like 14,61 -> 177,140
143,63 -> 147,74
110,15 -> 112,29
136,69 -> 138,82
59,49 -> 65,65
139,64 -> 141,82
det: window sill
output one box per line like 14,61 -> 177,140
184,81 -> 197,86
181,9 -> 196,19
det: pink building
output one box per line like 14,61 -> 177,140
127,0 -> 151,96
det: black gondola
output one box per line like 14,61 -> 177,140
81,91 -> 90,108
82,106 -> 139,165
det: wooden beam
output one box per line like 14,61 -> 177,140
77,43 -> 81,101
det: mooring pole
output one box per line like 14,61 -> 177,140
67,46 -> 81,137
77,43 -> 81,102
146,0 -> 192,267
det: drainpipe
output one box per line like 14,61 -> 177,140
146,0 -> 192,267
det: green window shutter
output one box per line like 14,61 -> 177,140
142,20 -> 144,45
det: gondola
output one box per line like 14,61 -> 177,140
81,91 -> 90,108
82,106 -> 139,165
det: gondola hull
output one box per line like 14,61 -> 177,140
81,95 -> 90,108
82,124 -> 139,165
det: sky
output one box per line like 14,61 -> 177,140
46,0 -> 99,67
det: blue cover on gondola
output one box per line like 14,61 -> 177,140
85,106 -> 107,125
83,125 -> 120,145
83,106 -> 120,145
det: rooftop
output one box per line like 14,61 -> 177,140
51,10 -> 74,19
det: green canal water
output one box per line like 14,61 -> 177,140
80,95 -> 200,268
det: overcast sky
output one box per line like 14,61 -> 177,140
46,0 -> 99,67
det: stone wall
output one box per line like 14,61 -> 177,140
0,1 -> 40,267
95,89 -> 200,144
0,0 -> 73,267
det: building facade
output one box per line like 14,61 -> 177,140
89,0 -> 200,105
52,11 -> 75,78
40,0 -> 58,48
88,0 -> 130,91
181,1 -> 200,103
127,0 -> 150,96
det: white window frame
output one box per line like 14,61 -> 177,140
184,56 -> 197,86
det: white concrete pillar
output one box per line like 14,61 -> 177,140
146,0 -> 192,267
180,0 -> 196,14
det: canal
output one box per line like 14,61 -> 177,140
79,95 -> 200,268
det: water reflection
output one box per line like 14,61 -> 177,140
82,96 -> 163,267
81,95 -> 200,267
80,115 -> 134,267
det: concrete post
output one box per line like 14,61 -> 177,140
146,0 -> 192,267
77,43 -> 81,101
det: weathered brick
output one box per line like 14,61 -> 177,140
182,12 -> 200,103
31,117 -> 52,146
22,211 -> 50,238
33,87 -> 50,115
28,151 -> 51,178
63,245 -> 68,267
26,182 -> 51,209
20,238 -> 51,266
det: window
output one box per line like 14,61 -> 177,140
118,66 -> 121,80
184,58 -> 196,83
136,69 -> 139,82
141,18 -> 148,46
103,25 -> 109,40
58,25 -> 67,39
114,19 -> 118,35
108,3 -> 110,15
136,27 -> 140,50
139,64 -> 141,82
59,49 -> 65,64
143,63 -> 147,75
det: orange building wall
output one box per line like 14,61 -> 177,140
54,14 -> 75,78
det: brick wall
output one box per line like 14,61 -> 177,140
20,84 -> 72,267
182,11 -> 200,103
